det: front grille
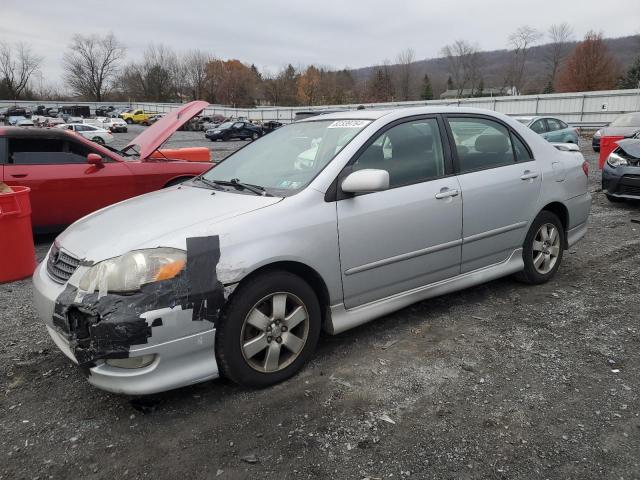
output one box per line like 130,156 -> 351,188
47,245 -> 81,283
618,184 -> 640,197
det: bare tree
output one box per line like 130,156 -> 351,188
395,48 -> 415,101
557,31 -> 620,92
63,33 -> 125,101
123,44 -> 179,102
545,23 -> 574,90
441,40 -> 481,97
184,49 -> 211,100
0,41 -> 43,100
505,26 -> 541,94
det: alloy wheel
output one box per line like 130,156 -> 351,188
240,292 -> 309,373
532,223 -> 561,274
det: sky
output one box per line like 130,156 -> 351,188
2,0 -> 639,87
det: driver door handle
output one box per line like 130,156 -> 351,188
435,188 -> 459,199
11,174 -> 28,178
520,171 -> 539,181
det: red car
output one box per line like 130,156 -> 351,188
0,101 -> 213,231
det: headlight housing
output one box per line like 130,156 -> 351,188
607,151 -> 628,168
79,248 -> 186,293
594,129 -> 602,138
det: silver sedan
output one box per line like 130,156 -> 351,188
33,107 -> 591,394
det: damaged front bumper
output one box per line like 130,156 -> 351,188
33,248 -> 224,395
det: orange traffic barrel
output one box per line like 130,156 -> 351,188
0,185 -> 36,283
599,135 -> 624,169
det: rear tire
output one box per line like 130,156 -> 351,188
216,271 -> 321,388
515,211 -> 565,285
92,136 -> 105,145
125,118 -> 133,125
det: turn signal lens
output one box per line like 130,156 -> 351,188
582,160 -> 589,176
153,259 -> 186,281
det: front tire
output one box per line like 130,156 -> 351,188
92,136 -> 105,145
125,118 -> 133,125
515,211 -> 565,285
216,271 -> 321,388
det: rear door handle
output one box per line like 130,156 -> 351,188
435,188 -> 459,199
520,171 -> 539,181
11,174 -> 28,178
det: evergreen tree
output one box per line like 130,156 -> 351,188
420,73 -> 433,100
618,56 -> 640,89
446,76 -> 454,91
542,80 -> 554,94
474,79 -> 484,97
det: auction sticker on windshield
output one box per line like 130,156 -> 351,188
328,120 -> 371,129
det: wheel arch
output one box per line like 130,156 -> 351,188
540,201 -> 569,248
230,261 -> 331,329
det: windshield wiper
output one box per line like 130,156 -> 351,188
212,179 -> 272,196
193,176 -> 224,191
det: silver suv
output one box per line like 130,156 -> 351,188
33,107 -> 591,395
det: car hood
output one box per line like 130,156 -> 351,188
125,101 -> 209,159
601,126 -> 640,137
56,185 -> 282,263
616,138 -> 640,159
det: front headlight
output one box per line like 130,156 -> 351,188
594,129 -> 602,138
607,151 -> 628,168
79,248 -> 186,293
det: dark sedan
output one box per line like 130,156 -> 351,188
602,135 -> 640,202
205,121 -> 262,141
593,112 -> 640,152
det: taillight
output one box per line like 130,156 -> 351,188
582,160 -> 589,176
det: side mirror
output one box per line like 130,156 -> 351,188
341,169 -> 389,194
87,153 -> 103,166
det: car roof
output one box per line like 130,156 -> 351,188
0,126 -> 77,139
297,106 -> 525,122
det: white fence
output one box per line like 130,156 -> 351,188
3,89 -> 640,127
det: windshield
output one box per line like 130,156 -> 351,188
216,122 -> 233,129
611,113 -> 640,127
202,119 -> 371,196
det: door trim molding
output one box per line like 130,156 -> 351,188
463,221 -> 528,245
344,238 -> 463,276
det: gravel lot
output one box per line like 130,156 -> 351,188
1,136 -> 639,480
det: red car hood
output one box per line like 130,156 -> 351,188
125,100 -> 208,159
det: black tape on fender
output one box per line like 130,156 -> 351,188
186,235 -> 225,322
51,235 -> 226,367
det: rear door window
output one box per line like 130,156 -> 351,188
546,118 -> 563,131
447,117 -> 516,173
530,120 -> 547,134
